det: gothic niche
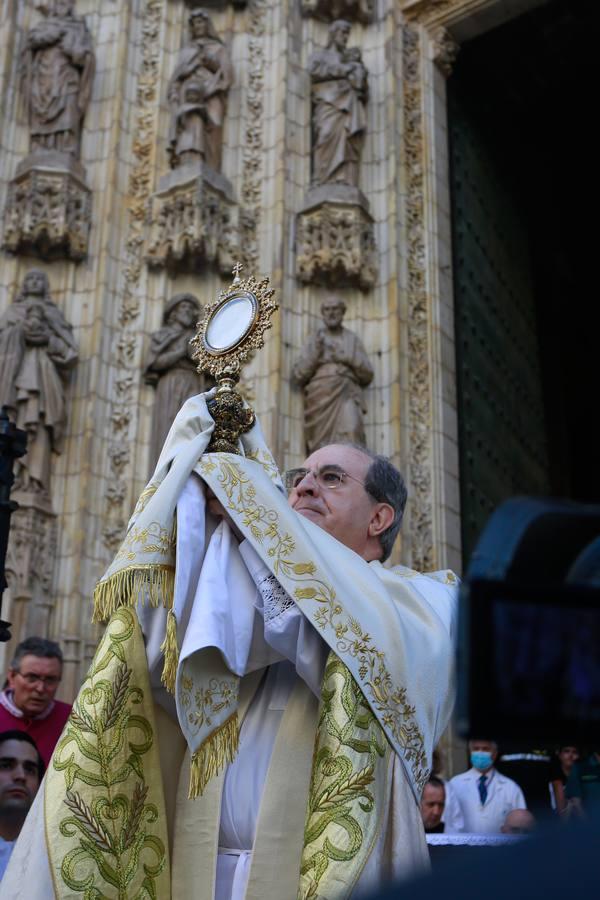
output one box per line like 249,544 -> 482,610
144,292 -> 212,469
296,19 -> 376,290
183,1 -> 247,8
292,296 -> 373,452
3,0 -> 95,261
300,0 -> 375,25
147,10 -> 239,274
0,270 -> 78,633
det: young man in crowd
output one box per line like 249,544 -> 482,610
0,731 -> 43,880
420,776 -> 446,833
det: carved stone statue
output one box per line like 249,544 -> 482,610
0,270 -> 78,502
21,0 -> 95,158
301,0 -> 374,25
292,296 -> 373,451
145,293 -> 210,467
167,10 -> 233,173
309,20 -> 368,188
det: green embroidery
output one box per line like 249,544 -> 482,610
52,608 -> 166,898
299,654 -> 389,899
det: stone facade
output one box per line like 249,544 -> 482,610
0,0 -> 537,771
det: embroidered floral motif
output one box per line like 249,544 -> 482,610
179,669 -> 238,735
199,456 -> 429,791
130,481 -> 159,519
299,653 -> 389,899
245,446 -> 282,484
52,608 -> 167,897
115,521 -> 175,562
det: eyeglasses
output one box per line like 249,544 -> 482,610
16,672 -> 61,688
284,464 -> 366,493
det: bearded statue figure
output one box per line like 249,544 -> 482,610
293,296 -> 374,451
0,270 -> 78,499
20,0 -> 95,158
167,10 -> 233,173
308,19 -> 368,188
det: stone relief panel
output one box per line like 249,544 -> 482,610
300,0 -> 374,24
292,296 -> 373,452
147,9 -> 239,273
0,269 -> 78,636
296,19 -> 376,288
2,0 -> 95,260
144,293 -> 211,469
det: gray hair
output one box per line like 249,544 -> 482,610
10,637 -> 63,671
341,444 -> 407,562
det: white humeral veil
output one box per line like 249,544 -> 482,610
1,393 -> 458,899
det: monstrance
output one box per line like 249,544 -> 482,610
190,263 -> 278,453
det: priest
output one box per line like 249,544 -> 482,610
0,392 -> 457,900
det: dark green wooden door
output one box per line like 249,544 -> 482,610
448,83 -> 551,568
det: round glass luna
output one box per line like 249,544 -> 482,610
204,291 -> 258,354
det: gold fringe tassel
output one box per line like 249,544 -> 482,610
160,608 -> 179,694
189,712 -> 239,799
92,564 -> 175,623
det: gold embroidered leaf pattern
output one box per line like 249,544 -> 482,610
179,673 -> 238,736
53,608 -> 166,896
300,654 -> 388,898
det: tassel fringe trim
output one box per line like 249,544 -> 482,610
93,564 -> 175,623
160,608 -> 179,694
189,712 -> 239,799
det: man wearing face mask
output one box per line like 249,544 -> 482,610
445,739 -> 527,834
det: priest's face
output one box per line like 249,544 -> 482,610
288,444 -> 383,561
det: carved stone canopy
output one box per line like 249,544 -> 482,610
301,0 -> 375,24
296,184 -> 377,290
183,0 -> 247,7
2,153 -> 91,261
147,163 -> 239,275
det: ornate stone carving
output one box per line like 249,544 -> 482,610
301,0 -> 374,25
5,504 -> 57,622
296,184 -> 376,289
20,0 -> 95,158
403,25 -> 434,572
431,26 -> 460,76
3,154 -> 91,260
309,19 -> 368,190
2,1 -> 95,260
292,296 -> 373,452
146,165 -> 239,273
148,10 -> 238,274
297,21 -> 376,287
145,293 -> 210,468
167,10 -> 232,173
183,1 -> 247,11
0,270 -> 78,510
103,0 -> 164,552
239,0 -> 267,272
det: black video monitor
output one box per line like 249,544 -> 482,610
456,579 -> 600,745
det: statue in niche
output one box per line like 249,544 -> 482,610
308,19 -> 368,188
292,296 -> 373,451
0,270 -> 78,501
167,10 -> 233,173
20,0 -> 95,158
145,293 -> 211,467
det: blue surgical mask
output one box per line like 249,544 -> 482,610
471,751 -> 493,771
